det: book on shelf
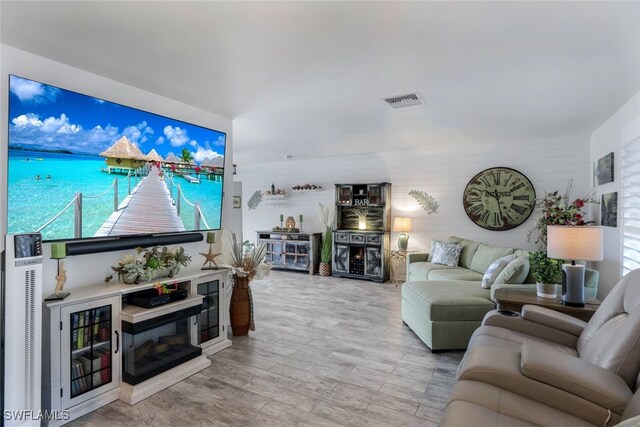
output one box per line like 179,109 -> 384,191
77,312 -> 85,349
93,308 -> 100,340
71,313 -> 79,350
95,347 -> 112,384
78,352 -> 101,388
71,359 -> 88,394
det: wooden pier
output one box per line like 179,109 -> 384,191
95,166 -> 185,236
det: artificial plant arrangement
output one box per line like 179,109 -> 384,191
105,246 -> 192,284
528,181 -> 596,249
317,202 -> 336,276
218,231 -> 271,335
529,251 -> 563,285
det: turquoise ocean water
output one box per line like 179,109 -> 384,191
8,149 -> 223,241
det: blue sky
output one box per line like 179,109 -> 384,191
8,75 -> 226,163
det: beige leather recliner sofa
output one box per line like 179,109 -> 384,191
440,269 -> 640,426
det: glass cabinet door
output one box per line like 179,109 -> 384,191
61,296 -> 120,408
197,279 -> 220,344
69,305 -> 113,398
337,185 -> 352,205
368,185 -> 383,206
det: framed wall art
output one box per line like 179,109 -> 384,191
601,192 -> 618,227
596,152 -> 614,186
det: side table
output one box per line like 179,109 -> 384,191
494,288 -> 601,322
386,249 -> 417,286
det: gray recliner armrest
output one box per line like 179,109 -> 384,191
481,310 -> 580,348
521,342 -> 632,413
521,305 -> 587,337
457,345 -> 628,424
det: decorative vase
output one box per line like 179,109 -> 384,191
319,262 -> 331,276
536,283 -> 557,298
229,275 -> 252,336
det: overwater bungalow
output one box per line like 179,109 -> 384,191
146,148 -> 164,165
100,136 -> 147,174
202,156 -> 224,175
163,152 -> 182,169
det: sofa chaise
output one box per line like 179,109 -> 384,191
401,236 -> 598,351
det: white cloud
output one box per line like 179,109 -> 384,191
212,135 -> 226,147
9,76 -> 60,104
155,136 -> 165,145
12,113 -> 43,128
123,121 -> 154,144
41,114 -> 81,134
88,125 -> 119,143
192,146 -> 222,163
164,125 -> 190,147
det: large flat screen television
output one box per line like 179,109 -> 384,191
7,75 -> 226,242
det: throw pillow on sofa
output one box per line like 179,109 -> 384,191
431,241 -> 463,267
494,256 -> 530,285
481,254 -> 516,288
470,244 -> 516,274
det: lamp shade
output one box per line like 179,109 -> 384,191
50,243 -> 67,259
206,231 -> 216,244
393,217 -> 412,233
547,226 -> 603,261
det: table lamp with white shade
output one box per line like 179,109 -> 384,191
393,217 -> 412,251
547,225 -> 603,307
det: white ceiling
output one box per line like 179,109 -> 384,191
2,1 -> 639,165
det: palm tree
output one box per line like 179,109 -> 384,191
181,148 -> 193,164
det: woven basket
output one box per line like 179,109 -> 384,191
319,262 -> 331,276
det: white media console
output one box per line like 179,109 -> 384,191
42,269 -> 231,426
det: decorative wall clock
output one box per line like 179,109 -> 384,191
463,167 -> 536,231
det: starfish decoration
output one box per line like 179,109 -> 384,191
200,245 -> 222,270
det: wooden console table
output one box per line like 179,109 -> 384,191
257,231 -> 320,275
494,288 -> 601,321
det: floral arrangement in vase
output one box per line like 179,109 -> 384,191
528,181 -> 596,250
218,231 -> 271,335
105,246 -> 191,284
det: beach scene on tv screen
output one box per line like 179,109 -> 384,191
7,75 -> 225,241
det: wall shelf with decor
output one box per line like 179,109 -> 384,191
332,183 -> 391,282
42,270 -> 231,426
291,184 -> 322,192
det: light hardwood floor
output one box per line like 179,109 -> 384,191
70,271 -> 462,426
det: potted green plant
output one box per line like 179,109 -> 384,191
529,251 -> 563,298
317,202 -> 335,276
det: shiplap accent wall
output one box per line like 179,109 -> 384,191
590,89 -> 640,298
238,134 -> 591,253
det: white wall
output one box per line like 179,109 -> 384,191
590,90 -> 640,298
230,180 -> 243,241
0,46 -> 234,295
238,134 -> 591,253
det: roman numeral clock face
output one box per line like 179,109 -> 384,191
463,167 -> 536,231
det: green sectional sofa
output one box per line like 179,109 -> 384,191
401,236 -> 599,351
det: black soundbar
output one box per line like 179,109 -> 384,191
66,232 -> 204,256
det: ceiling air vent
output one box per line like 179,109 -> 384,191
383,93 -> 423,109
